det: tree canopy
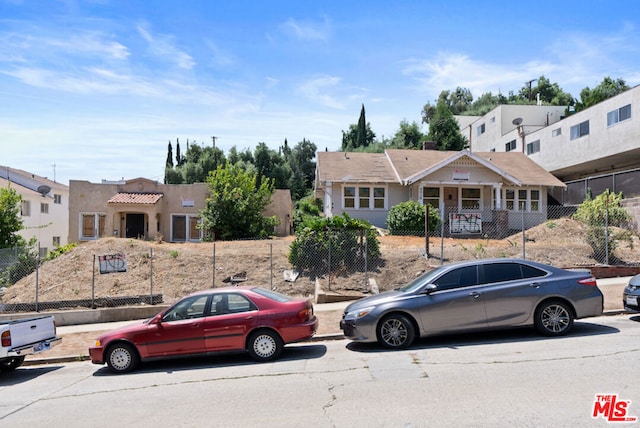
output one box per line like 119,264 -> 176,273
426,103 -> 467,150
574,77 -> 630,112
163,138 -> 316,202
341,104 -> 376,151
199,164 -> 278,240
0,184 -> 26,248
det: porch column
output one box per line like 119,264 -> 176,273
493,183 -> 502,209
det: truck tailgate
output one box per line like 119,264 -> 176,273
2,316 -> 57,349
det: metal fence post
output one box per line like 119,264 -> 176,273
91,254 -> 96,309
150,248 -> 154,304
440,207 -> 445,265
605,194 -> 610,265
212,242 -> 216,288
327,229 -> 332,291
364,237 -> 368,292
522,207 -> 526,259
35,244 -> 40,312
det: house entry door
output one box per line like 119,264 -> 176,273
443,187 -> 458,213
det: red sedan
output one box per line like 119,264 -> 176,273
89,286 -> 318,373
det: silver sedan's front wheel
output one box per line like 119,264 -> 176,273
377,314 -> 415,349
535,301 -> 574,336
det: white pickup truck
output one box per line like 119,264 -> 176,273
0,315 -> 61,372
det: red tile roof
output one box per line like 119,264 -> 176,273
107,192 -> 163,204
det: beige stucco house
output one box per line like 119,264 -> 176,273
314,149 -> 566,233
68,178 -> 292,242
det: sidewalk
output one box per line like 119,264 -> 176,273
22,277 -> 631,366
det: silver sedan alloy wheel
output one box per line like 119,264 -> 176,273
380,317 -> 409,347
540,303 -> 571,333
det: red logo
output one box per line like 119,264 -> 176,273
592,394 -> 637,423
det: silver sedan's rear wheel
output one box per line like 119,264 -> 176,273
377,314 -> 415,349
535,300 -> 574,336
106,342 -> 139,373
247,330 -> 283,362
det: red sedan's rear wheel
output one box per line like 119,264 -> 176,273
247,330 -> 283,362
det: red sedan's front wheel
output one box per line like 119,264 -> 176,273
106,342 -> 140,374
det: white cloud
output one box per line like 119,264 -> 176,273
136,23 -> 195,70
279,17 -> 331,42
296,75 -> 346,109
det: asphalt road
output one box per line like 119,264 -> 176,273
2,313 -> 639,427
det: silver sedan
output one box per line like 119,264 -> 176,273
623,274 -> 640,312
340,258 -> 604,349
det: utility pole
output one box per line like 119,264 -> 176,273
526,79 -> 537,102
211,136 -> 217,149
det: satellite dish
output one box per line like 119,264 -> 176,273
37,185 -> 51,196
512,117 -> 523,126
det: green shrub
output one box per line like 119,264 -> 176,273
44,242 -> 78,262
288,213 -> 380,275
573,190 -> 632,263
387,201 -> 440,235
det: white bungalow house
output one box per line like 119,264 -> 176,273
314,149 -> 566,234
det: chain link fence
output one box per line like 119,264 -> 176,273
1,204 -> 639,313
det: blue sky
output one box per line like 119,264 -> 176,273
2,0 -> 639,185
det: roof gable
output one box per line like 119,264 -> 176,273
316,149 -> 566,189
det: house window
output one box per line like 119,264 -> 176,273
343,187 -> 355,208
422,187 -> 440,209
189,216 -> 201,240
607,104 -> 631,126
373,187 -> 385,208
81,213 -> 106,240
54,194 -> 62,204
477,123 -> 485,136
39,247 -> 48,258
21,200 -> 31,217
518,190 -> 527,211
359,187 -> 370,208
171,214 -> 201,242
502,188 -> 541,212
490,116 -> 495,123
41,202 -> 49,214
461,188 -> 481,210
552,128 -> 561,137
531,190 -> 540,211
570,120 -> 589,140
53,236 -> 61,247
505,140 -> 517,152
505,189 -> 515,210
526,140 -> 540,155
343,185 -> 386,209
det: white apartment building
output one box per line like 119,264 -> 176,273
0,166 -> 69,256
460,85 -> 640,205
